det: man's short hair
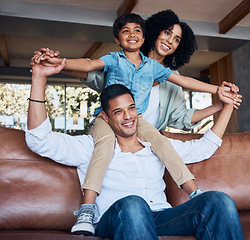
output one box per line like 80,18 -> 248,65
113,13 -> 145,39
101,84 -> 135,114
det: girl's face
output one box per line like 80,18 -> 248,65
154,24 -> 182,57
115,22 -> 145,52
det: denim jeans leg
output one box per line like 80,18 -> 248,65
153,191 -> 244,240
95,195 -> 159,240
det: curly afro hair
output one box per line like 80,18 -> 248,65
140,10 -> 197,70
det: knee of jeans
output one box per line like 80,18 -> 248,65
115,195 -> 151,218
205,191 -> 237,214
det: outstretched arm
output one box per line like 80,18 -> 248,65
27,59 -> 66,130
167,72 -> 238,99
210,87 -> 242,139
31,49 -> 105,72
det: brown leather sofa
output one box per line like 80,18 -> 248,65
0,125 -> 250,240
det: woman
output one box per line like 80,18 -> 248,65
140,10 -> 223,130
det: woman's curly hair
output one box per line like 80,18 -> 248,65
141,10 -> 197,70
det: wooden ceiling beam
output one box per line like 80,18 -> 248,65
82,42 -> 104,59
117,0 -> 138,17
0,34 -> 10,66
219,0 -> 250,34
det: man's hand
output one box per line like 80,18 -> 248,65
32,58 -> 66,78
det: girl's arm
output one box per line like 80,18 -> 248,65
33,52 -> 105,73
167,72 -> 218,94
167,73 -> 238,98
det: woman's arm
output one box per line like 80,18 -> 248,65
191,102 -> 223,123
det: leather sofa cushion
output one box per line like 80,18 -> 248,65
0,126 -> 84,231
161,131 -> 250,211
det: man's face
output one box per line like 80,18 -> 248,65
102,94 -> 138,139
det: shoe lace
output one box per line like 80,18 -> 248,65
77,210 -> 94,224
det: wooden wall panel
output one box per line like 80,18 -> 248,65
209,54 -> 238,133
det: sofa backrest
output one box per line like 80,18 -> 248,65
0,126 -> 83,231
161,131 -> 250,211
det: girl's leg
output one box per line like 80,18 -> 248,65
137,117 -> 194,188
72,115 -> 115,235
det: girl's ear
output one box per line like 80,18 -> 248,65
101,111 -> 109,123
114,37 -> 121,46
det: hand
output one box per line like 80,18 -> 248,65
217,86 -> 242,109
31,58 -> 66,78
30,47 -> 61,66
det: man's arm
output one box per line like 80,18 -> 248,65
169,86 -> 241,164
27,59 -> 94,167
210,86 -> 241,138
27,59 -> 66,130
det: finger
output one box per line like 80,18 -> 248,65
49,50 -> 55,58
39,47 -> 47,53
54,50 -> 60,57
221,81 -> 232,88
34,50 -> 42,56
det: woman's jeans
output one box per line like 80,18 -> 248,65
96,191 -> 244,240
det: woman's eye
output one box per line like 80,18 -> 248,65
175,38 -> 180,44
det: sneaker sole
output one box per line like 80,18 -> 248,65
71,223 -> 95,236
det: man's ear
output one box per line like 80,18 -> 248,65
101,111 -> 109,123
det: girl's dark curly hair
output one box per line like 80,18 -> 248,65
113,13 -> 145,39
141,10 -> 197,70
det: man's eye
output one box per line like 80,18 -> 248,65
114,110 -> 122,115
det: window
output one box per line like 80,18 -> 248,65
0,83 -> 100,135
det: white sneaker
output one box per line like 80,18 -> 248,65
71,204 -> 95,236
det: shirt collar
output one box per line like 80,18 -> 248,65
118,50 -> 148,64
114,137 -> 152,155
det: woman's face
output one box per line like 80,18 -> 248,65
154,24 -> 182,57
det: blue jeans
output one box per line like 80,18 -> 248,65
95,191 -> 243,240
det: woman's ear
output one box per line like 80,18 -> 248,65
101,111 -> 109,123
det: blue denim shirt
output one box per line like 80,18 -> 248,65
96,50 -> 172,115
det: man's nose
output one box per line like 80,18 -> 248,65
123,110 -> 131,119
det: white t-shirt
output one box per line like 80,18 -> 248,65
142,85 -> 160,127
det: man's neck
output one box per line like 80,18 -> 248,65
116,134 -> 144,154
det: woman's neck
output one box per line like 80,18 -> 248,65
148,50 -> 165,66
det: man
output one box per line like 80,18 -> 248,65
26,61 -> 243,240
